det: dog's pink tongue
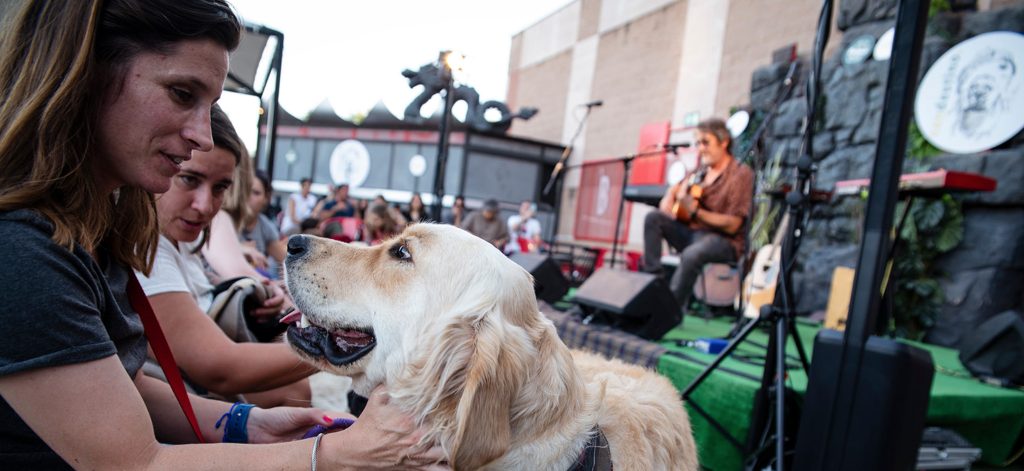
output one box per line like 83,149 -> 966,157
333,329 -> 373,347
279,310 -> 302,325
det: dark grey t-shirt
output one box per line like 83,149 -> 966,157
0,210 -> 147,469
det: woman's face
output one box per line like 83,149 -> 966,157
94,39 -> 229,195
156,146 -> 236,243
249,176 -> 269,214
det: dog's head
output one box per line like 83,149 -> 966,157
284,223 -> 551,468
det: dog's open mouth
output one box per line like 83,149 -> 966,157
281,310 -> 376,366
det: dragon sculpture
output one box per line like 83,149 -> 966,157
402,62 -> 538,134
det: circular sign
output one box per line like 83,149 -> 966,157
329,140 -> 371,187
667,161 -> 687,185
408,154 -> 427,177
726,110 -> 750,138
915,31 -> 1024,154
843,34 -> 876,66
873,27 -> 895,61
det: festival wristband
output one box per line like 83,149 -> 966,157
215,402 -> 255,443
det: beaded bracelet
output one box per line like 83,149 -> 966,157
215,402 -> 255,443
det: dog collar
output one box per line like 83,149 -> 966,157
568,426 -> 612,471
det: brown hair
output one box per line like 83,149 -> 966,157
0,0 -> 241,273
193,104 -> 248,252
212,104 -> 251,231
696,118 -> 733,155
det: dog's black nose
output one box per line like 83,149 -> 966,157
287,235 -> 309,257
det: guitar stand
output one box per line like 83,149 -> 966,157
681,148 -> 817,469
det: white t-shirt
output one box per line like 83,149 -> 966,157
505,215 -> 542,253
136,236 -> 214,312
280,192 -> 319,234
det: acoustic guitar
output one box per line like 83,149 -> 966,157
671,167 -> 707,223
740,211 -> 790,319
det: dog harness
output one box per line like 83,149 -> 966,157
568,426 -> 612,471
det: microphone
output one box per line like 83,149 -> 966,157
659,141 -> 692,151
581,100 -> 603,108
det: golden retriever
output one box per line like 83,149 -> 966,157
283,223 -> 698,470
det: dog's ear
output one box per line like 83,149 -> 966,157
398,305 -> 531,470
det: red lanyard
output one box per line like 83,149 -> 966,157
126,273 -> 206,443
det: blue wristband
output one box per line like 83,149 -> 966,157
216,402 -> 255,443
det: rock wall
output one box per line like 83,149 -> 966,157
749,0 -> 1024,347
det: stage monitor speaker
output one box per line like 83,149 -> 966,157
572,268 -> 680,340
510,252 -> 569,305
958,310 -> 1024,385
794,329 -> 934,471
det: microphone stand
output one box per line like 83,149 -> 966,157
606,146 -> 684,269
544,105 -> 598,246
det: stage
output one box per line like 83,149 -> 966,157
541,304 -> 1024,470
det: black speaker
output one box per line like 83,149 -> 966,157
794,329 -> 934,471
510,252 -> 569,305
572,268 -> 681,340
958,310 -> 1024,385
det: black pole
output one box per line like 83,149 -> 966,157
544,105 -> 596,245
609,156 -> 634,269
431,52 -> 455,222
824,0 -> 930,461
263,30 -> 284,182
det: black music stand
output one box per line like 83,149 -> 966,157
606,147 -> 683,269
544,104 -> 600,246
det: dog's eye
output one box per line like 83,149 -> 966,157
389,243 -> 412,261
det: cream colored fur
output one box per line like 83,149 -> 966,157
285,223 -> 698,470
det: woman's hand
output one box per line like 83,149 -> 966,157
320,386 -> 449,470
246,406 -> 352,443
249,279 -> 292,318
239,243 -> 269,270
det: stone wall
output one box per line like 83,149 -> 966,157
750,0 -> 1024,347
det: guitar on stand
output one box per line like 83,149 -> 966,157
740,211 -> 790,319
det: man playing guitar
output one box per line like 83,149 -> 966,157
642,118 -> 754,315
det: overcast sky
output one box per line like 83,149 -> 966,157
221,0 -> 573,149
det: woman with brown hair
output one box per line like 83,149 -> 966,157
0,1 -> 445,469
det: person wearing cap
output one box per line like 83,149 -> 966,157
460,199 -> 509,250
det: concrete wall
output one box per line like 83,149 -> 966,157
507,0 -> 835,245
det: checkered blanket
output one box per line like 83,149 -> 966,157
539,302 -> 667,369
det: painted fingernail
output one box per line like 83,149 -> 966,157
323,415 -> 333,422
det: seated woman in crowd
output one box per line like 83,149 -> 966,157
137,105 -> 313,407
240,169 -> 287,278
202,147 -> 291,318
363,202 -> 405,244
404,193 -> 428,223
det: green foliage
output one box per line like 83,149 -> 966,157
748,146 -> 785,251
929,0 -> 951,18
890,194 -> 963,339
906,121 -> 943,171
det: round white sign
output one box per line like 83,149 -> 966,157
915,31 -> 1024,154
408,154 -> 427,177
667,161 -> 687,185
329,140 -> 371,187
726,110 -> 750,138
873,27 -> 895,61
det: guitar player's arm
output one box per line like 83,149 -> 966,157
694,209 -> 743,235
658,182 -> 681,214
